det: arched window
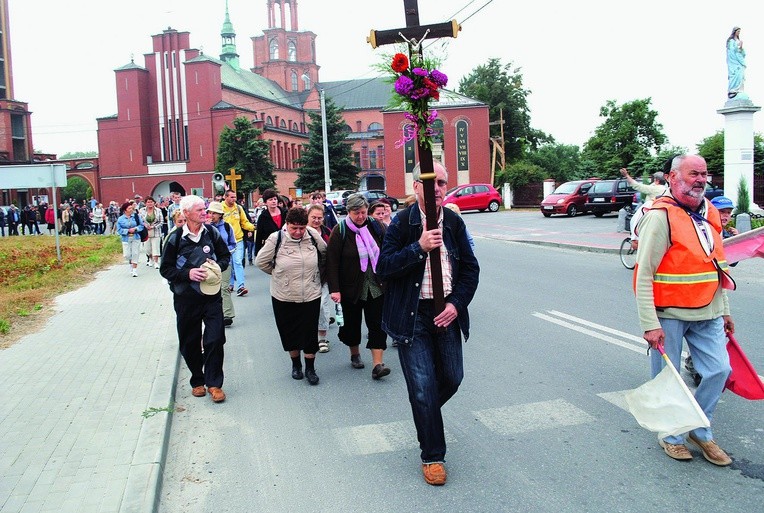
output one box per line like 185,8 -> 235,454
301,73 -> 311,90
269,39 -> 279,59
280,119 -> 287,128
291,71 -> 298,91
343,124 -> 353,133
368,122 -> 383,133
288,41 -> 297,62
432,119 -> 444,146
266,116 -> 273,126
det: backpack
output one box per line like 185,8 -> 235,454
271,229 -> 322,270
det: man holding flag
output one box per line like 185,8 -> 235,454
633,154 -> 735,466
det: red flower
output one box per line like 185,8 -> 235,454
391,53 -> 409,73
423,77 -> 439,92
430,89 -> 440,101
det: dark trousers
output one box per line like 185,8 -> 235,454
397,300 -> 464,463
339,293 -> 387,349
174,293 -> 226,388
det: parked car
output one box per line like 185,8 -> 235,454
705,182 -> 724,200
325,190 -> 354,215
585,179 -> 637,217
343,190 -> 400,212
442,183 -> 502,213
540,179 -> 598,217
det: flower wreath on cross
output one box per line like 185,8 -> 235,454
390,52 -> 448,150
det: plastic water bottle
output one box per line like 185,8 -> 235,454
335,303 -> 344,326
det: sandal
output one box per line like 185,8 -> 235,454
318,340 -> 330,353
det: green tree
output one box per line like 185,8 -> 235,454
526,143 -> 581,183
295,97 -> 359,192
697,132 -> 725,178
737,176 -> 751,213
61,176 -> 90,203
458,58 -> 550,163
216,117 -> 275,195
581,98 -> 667,177
496,160 -> 545,188
59,151 -> 98,159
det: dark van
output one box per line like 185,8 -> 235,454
585,179 -> 637,217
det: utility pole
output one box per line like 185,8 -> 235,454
489,109 -> 506,186
319,88 -> 332,193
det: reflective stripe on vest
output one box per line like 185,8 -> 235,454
639,197 -> 729,309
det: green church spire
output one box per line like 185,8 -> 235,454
220,0 -> 240,69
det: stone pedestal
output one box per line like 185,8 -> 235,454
717,96 -> 761,210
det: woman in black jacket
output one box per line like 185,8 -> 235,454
255,189 -> 286,255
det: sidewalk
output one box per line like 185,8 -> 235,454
0,262 -> 178,513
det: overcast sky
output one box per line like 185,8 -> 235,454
9,0 -> 763,158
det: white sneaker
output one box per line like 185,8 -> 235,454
131,269 -> 138,277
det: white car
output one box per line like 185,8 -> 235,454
325,190 -> 354,214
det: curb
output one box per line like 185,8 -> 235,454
120,335 -> 180,513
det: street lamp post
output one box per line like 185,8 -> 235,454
319,88 -> 332,193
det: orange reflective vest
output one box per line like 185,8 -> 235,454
634,197 -> 734,309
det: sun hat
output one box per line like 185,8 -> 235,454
206,201 -> 225,215
199,260 -> 222,295
711,196 -> 734,210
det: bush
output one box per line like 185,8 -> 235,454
736,176 -> 751,213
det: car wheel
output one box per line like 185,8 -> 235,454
488,200 -> 500,212
542,212 -> 552,218
566,204 -> 578,217
594,211 -> 605,217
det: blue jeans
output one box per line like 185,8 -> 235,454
652,317 -> 731,445
397,300 -> 464,463
245,238 -> 255,263
230,240 -> 245,290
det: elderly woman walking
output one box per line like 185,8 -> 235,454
116,202 -> 146,277
326,193 -> 390,379
256,207 -> 327,385
139,196 -> 164,269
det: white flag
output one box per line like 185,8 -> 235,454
625,353 -> 710,438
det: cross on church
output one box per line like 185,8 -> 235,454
367,0 -> 461,319
225,168 -> 242,192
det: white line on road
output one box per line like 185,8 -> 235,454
547,310 -> 647,344
474,398 -> 595,436
533,312 -> 646,354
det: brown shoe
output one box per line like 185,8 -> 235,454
688,434 -> 732,466
191,386 -> 207,397
658,439 -> 692,461
422,462 -> 447,486
208,387 -> 226,403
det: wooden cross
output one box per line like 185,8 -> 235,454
367,0 -> 460,320
225,167 -> 242,192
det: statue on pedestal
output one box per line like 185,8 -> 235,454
727,27 -> 746,99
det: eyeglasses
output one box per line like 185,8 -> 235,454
415,179 -> 448,187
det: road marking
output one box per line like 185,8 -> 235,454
332,420 -> 455,456
533,311 -> 646,354
474,398 -> 595,436
547,310 -> 646,344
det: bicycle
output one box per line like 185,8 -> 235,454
620,237 -> 637,269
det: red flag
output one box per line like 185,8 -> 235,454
722,226 -> 764,264
725,333 -> 764,400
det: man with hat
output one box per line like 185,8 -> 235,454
207,201 -> 237,326
160,195 -> 231,403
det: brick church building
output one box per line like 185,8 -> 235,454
96,0 -> 490,204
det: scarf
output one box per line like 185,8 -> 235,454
344,219 -> 379,273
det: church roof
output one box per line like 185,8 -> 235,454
114,60 -> 145,72
185,53 -> 306,109
320,77 -> 487,112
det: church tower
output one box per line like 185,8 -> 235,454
219,0 -> 240,69
251,0 -> 319,92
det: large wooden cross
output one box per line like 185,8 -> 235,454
368,0 -> 460,319
225,167 -> 242,193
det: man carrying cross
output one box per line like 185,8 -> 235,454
378,160 -> 479,485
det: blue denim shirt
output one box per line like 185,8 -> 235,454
116,213 -> 144,242
377,204 -> 479,344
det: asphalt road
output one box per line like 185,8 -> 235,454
159,211 -> 764,513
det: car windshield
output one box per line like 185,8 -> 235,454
446,186 -> 460,196
590,181 -> 614,193
553,182 -> 579,194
